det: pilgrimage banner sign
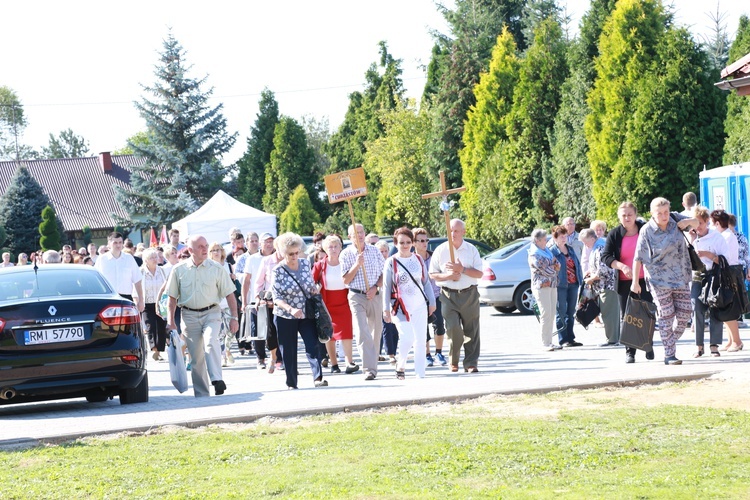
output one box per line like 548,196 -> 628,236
324,168 -> 367,203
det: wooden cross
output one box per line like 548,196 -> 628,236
422,171 -> 466,263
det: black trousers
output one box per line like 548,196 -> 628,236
617,278 -> 654,356
143,302 -> 167,351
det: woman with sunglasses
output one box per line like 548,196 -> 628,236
271,233 -> 327,389
383,227 -> 436,380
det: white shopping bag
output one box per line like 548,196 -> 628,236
167,329 -> 188,393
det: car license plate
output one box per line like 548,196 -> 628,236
24,326 -> 86,345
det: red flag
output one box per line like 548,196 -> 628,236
149,227 -> 158,248
159,225 -> 169,245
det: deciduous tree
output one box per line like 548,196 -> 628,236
41,128 -> 90,158
365,103 -> 435,235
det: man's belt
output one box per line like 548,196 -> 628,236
182,304 -> 218,312
349,288 -> 379,295
442,285 -> 477,294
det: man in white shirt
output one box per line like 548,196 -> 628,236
681,192 -> 698,216
429,219 -> 483,373
95,232 -> 144,312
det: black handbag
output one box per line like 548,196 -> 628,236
575,285 -> 600,329
620,293 -> 657,351
700,255 -> 733,310
280,266 -> 333,343
671,213 -> 705,273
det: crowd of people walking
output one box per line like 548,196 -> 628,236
529,193 -> 749,366
8,190 -> 748,397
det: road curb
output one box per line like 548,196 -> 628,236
0,371 -> 718,450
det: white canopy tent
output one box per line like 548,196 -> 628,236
171,190 -> 276,244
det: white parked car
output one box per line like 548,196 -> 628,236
477,238 -> 535,315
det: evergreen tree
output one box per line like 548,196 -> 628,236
500,17 -> 568,240
459,28 -> 520,245
41,129 -> 90,158
549,0 -> 618,224
114,33 -> 237,227
723,15 -> 750,164
39,205 -> 61,251
585,0 -> 669,221
699,4 -> 732,72
0,86 -> 38,161
263,117 -> 319,219
236,88 -> 279,208
0,166 -> 51,255
365,103 -> 436,235
280,185 -> 320,235
425,0 -> 526,191
620,28 -> 725,206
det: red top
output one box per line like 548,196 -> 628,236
619,234 -> 644,281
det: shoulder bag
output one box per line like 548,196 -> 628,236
280,265 -> 333,343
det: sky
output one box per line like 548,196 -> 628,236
2,0 -> 747,166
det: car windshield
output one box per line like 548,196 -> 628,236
0,268 -> 112,301
485,239 -> 528,260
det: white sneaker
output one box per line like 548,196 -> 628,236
544,344 -> 562,351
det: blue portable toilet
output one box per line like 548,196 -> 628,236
700,163 -> 750,237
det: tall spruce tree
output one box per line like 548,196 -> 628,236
723,16 -> 750,164
0,166 -> 51,255
500,17 -> 568,240
114,33 -> 237,226
459,28 -> 520,245
236,89 -> 279,208
263,117 -> 319,219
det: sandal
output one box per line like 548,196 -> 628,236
693,346 -> 704,358
396,370 -> 405,380
710,345 -> 720,357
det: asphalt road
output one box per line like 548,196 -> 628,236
1,305 -> 746,448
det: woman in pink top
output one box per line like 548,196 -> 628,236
601,201 -> 655,363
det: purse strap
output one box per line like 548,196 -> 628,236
394,257 -> 429,304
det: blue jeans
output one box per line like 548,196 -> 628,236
556,284 -> 578,344
273,316 -> 324,389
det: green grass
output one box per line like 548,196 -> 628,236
1,399 -> 749,499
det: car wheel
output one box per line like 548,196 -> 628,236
514,281 -> 534,315
85,392 -> 110,403
119,372 -> 149,405
493,306 -> 516,314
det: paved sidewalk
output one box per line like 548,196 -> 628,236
1,308 -> 747,448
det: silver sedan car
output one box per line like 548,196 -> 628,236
477,238 -> 535,315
